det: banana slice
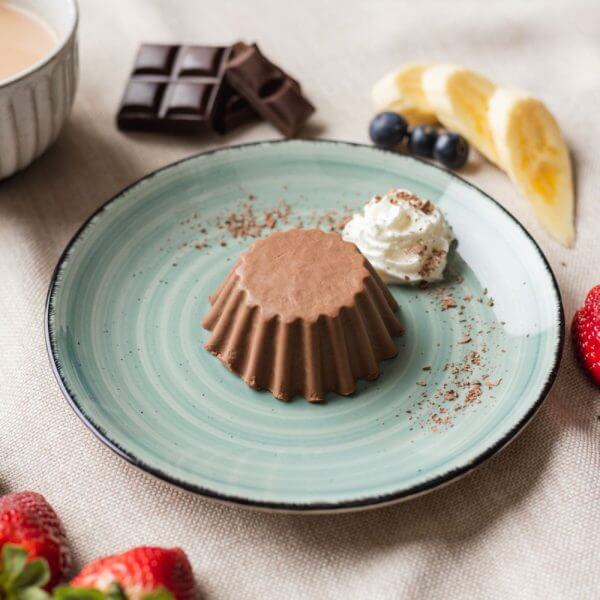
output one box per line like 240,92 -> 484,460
372,64 -> 438,125
489,89 -> 575,247
378,100 -> 439,127
422,65 -> 499,164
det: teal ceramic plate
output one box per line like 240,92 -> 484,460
46,140 -> 563,512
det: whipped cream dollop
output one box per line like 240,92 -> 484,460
342,188 -> 454,284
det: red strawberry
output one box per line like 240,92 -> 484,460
69,546 -> 195,600
0,491 -> 70,589
572,284 -> 600,386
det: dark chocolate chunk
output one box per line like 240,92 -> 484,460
117,44 -> 232,134
225,43 -> 314,137
212,42 -> 259,134
212,83 -> 258,133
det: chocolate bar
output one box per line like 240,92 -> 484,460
225,43 -> 314,137
117,44 -> 234,134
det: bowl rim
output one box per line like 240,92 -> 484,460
0,0 -> 79,89
44,138 -> 565,513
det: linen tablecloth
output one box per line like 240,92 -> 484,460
1,1 -> 598,597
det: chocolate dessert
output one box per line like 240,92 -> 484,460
201,229 -> 403,401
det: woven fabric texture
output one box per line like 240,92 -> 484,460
1,1 -> 598,598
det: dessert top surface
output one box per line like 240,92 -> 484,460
236,229 -> 370,321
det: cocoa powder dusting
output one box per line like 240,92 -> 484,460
217,200 -> 292,240
404,274 -> 505,433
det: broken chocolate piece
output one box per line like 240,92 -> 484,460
225,43 -> 314,137
213,82 -> 259,134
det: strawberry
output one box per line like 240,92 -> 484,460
572,284 -> 600,386
0,491 -> 70,590
59,547 -> 195,600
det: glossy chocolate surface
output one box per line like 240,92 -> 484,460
117,44 -> 232,133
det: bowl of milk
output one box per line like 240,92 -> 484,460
0,0 -> 78,179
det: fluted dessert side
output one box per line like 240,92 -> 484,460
202,256 -> 403,402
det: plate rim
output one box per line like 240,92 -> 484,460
45,138 -> 565,512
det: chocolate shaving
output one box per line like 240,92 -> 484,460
441,296 -> 457,310
465,384 -> 482,403
484,379 -> 502,388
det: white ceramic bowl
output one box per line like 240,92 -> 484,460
0,0 -> 78,180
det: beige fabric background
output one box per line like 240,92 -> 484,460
1,0 -> 599,598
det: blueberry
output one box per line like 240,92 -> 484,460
409,125 -> 438,158
369,112 -> 408,148
433,133 -> 470,169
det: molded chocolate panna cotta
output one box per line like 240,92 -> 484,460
201,229 -> 403,401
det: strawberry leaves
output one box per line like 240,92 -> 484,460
52,584 -> 125,600
51,585 -> 173,600
52,586 -> 118,600
137,590 -> 173,600
0,545 -> 174,600
0,544 -> 51,600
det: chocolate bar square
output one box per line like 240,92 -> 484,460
167,83 -> 211,115
122,82 -> 165,113
178,47 -> 222,77
135,45 -> 177,75
117,44 -> 233,134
